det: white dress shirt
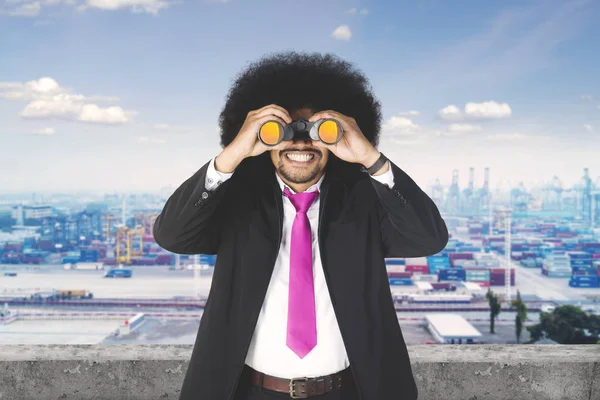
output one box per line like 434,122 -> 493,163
205,157 -> 394,378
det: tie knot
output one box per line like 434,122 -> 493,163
283,187 -> 319,213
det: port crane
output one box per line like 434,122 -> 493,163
115,226 -> 145,264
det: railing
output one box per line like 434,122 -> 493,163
0,345 -> 597,399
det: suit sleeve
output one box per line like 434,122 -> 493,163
370,159 -> 448,258
153,158 -> 238,255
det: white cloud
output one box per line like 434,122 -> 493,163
439,101 -> 512,120
331,25 -> 351,41
79,104 -> 130,123
0,77 -> 135,124
438,105 -> 462,120
382,116 -> 420,136
8,2 -> 42,17
4,0 -> 169,16
465,101 -> 512,119
31,127 -> 56,135
82,0 -> 169,15
398,110 -> 420,117
487,133 -> 526,141
583,124 -> 594,132
580,95 -> 593,101
447,123 -> 482,133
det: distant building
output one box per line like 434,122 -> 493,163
11,205 -> 54,222
425,313 -> 482,344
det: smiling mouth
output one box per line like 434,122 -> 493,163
283,150 -> 319,163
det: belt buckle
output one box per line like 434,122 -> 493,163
289,377 -> 308,398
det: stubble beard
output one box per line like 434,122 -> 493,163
277,157 -> 323,184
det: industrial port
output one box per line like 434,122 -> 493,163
1,166 -> 599,345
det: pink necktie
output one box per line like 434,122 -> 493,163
283,187 -> 319,358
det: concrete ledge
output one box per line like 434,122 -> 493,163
0,344 -> 598,399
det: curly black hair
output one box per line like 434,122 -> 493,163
218,51 -> 382,149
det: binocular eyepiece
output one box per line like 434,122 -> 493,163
258,118 -> 344,146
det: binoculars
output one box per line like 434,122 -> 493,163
258,118 -> 344,146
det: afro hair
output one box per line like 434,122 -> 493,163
218,51 -> 382,150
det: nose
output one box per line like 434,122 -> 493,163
292,138 -> 312,144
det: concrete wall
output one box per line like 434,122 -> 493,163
0,344 -> 598,399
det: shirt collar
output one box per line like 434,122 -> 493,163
275,171 -> 325,195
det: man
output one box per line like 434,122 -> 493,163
153,51 -> 448,400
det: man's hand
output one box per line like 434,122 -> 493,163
215,104 -> 291,173
308,110 -> 381,169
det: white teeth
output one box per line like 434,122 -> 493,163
286,153 -> 315,162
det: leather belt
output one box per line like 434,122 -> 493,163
248,365 -> 352,398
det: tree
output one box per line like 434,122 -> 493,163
527,305 -> 600,344
486,288 -> 501,334
511,290 -> 528,343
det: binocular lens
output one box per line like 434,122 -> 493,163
318,120 -> 341,144
259,121 -> 283,146
258,119 -> 343,146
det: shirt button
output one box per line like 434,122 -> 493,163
208,178 -> 213,184
202,192 -> 209,199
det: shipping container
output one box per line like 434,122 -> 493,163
489,275 -> 516,286
572,265 -> 596,275
104,268 -> 132,278
489,268 -> 515,275
412,274 -> 438,282
569,275 -> 599,288
388,271 -> 413,279
22,256 -> 44,264
460,247 -> 482,252
427,256 -> 450,265
451,259 -> 472,268
406,265 -> 429,274
477,261 -> 501,268
449,252 -> 474,261
404,257 -> 428,266
438,268 -> 466,281
571,259 -> 592,267
156,253 -> 174,265
1,252 -> 23,263
130,257 -> 156,265
389,278 -> 413,286
61,256 -> 81,264
3,243 -> 23,252
428,264 -> 447,275
386,265 -> 406,273
386,258 -> 406,265
569,251 -> 591,260
430,282 -> 456,290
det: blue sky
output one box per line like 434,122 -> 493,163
1,0 -> 599,193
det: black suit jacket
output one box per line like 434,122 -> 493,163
153,153 -> 448,400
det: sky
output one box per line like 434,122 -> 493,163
1,0 -> 600,194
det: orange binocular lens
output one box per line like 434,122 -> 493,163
316,120 -> 340,144
258,118 -> 343,146
258,121 -> 284,146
